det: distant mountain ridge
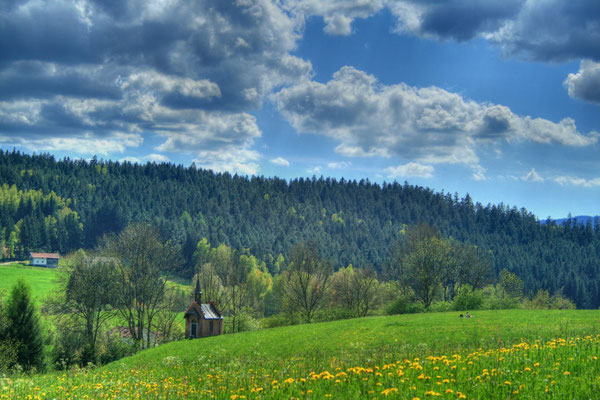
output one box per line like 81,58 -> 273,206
550,216 -> 599,226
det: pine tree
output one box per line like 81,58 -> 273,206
5,279 -> 44,371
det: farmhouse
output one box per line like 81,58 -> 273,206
29,252 -> 60,268
184,279 -> 223,338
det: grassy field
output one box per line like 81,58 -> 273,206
3,309 -> 600,399
0,262 -> 59,303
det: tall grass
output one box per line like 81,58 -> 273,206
3,309 -> 600,398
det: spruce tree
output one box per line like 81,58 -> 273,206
5,279 -> 44,371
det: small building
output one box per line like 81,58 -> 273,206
184,279 -> 223,338
29,252 -> 60,268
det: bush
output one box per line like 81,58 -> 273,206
386,297 -> 424,315
430,301 -> 453,312
524,290 -> 576,310
452,285 -> 484,311
97,333 -> 136,365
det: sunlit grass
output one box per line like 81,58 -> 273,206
0,262 -> 58,303
3,309 -> 600,399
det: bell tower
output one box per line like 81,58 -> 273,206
195,277 -> 202,303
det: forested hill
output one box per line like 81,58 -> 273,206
1,150 -> 599,307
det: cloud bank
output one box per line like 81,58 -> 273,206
0,0 -> 311,173
275,67 -> 597,172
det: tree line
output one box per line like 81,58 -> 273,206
1,221 -> 576,373
1,150 -> 599,307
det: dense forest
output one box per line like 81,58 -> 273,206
1,150 -> 599,307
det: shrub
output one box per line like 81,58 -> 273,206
452,285 -> 484,311
429,301 -> 452,312
385,297 -> 424,315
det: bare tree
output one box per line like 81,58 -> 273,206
193,263 -> 228,307
102,223 -> 182,349
154,285 -> 187,343
331,265 -> 380,317
284,242 -> 331,323
46,250 -> 117,363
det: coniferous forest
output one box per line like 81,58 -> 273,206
1,150 -> 599,308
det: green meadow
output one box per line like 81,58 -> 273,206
3,309 -> 600,399
0,263 -> 58,303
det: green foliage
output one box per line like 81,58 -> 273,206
480,285 -> 522,310
385,297 -> 425,315
0,292 -> 18,373
524,290 -> 576,310
452,285 -> 484,311
284,242 -> 331,322
1,151 -> 600,309
499,269 -> 524,299
5,279 -> 45,371
429,300 -> 453,312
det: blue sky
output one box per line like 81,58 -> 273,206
1,1 -> 599,219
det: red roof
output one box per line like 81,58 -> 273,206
30,252 -> 60,259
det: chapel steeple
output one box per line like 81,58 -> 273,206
195,277 -> 202,303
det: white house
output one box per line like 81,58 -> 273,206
29,252 -> 60,268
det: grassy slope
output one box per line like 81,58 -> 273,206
6,309 -> 600,399
0,262 -> 58,303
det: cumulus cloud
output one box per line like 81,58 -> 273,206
328,161 -> 351,169
193,148 -> 261,176
554,176 -> 600,188
145,153 -> 170,163
271,157 -> 290,166
0,130 -> 143,155
564,60 -> 600,105
275,67 -> 597,169
285,1 -> 600,62
0,0 -> 313,172
385,162 -> 434,178
283,0 -> 383,36
307,166 -> 322,174
522,168 -> 544,183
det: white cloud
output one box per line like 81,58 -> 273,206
145,153 -> 170,163
270,157 -> 290,166
307,166 -> 322,174
564,60 -> 600,105
0,0 -> 314,165
327,161 -> 351,169
284,0 -> 383,36
287,1 -> 600,62
471,165 -> 487,181
522,168 -> 544,183
385,162 -> 434,178
275,66 -> 597,170
554,176 -> 600,188
0,131 -> 143,155
119,156 -> 142,164
193,148 -> 260,175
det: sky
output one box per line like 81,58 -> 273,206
1,0 -> 599,219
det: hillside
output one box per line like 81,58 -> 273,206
5,310 -> 600,399
1,150 -> 600,307
0,263 -> 58,303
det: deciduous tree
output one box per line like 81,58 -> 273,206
284,242 -> 331,322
